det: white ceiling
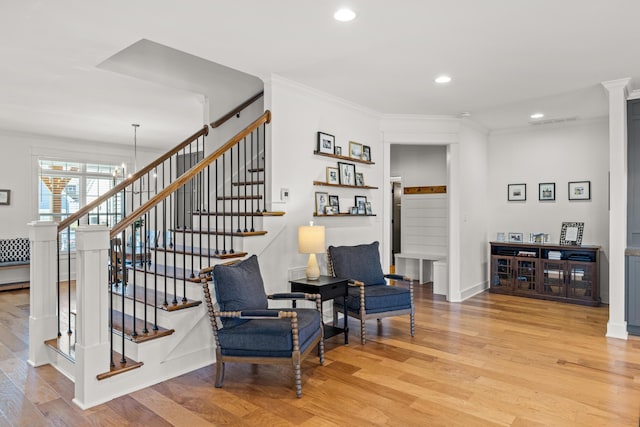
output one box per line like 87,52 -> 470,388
1,1 -> 638,148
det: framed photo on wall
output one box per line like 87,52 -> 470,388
317,132 -> 335,154
0,189 -> 10,205
354,195 -> 367,215
568,181 -> 591,200
508,183 -> 526,201
362,145 -> 371,162
338,162 -> 356,186
539,182 -> 555,201
326,167 -> 339,185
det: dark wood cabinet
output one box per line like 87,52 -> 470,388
490,242 -> 600,306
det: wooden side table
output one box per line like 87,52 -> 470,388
289,275 -> 349,345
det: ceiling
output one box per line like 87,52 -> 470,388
1,1 -> 638,148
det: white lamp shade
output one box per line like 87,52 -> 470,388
298,225 -> 325,254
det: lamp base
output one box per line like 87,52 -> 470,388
305,253 -> 320,280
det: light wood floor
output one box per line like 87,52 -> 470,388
1,283 -> 640,426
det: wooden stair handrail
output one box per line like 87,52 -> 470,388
111,110 -> 272,238
210,91 -> 264,129
58,125 -> 209,232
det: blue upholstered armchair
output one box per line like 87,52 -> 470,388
327,241 -> 414,344
200,255 -> 324,398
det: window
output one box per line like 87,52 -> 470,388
38,159 -> 123,249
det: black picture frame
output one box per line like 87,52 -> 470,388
354,195 -> 367,215
317,132 -> 335,154
328,195 -> 339,212
568,181 -> 591,200
362,145 -> 371,162
0,189 -> 10,206
508,183 -> 526,201
338,162 -> 356,186
539,182 -> 555,201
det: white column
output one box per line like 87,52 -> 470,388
73,225 -> 111,409
447,143 -> 462,302
602,78 -> 631,340
28,221 -> 59,367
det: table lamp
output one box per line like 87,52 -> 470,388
298,222 -> 325,280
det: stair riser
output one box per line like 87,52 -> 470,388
129,270 -> 206,300
191,215 -> 265,232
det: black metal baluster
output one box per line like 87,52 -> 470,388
262,123 -> 267,212
57,235 -> 61,337
153,169 -> 158,331
67,225 -> 72,335
130,222 -> 137,338
120,229 -> 126,364
109,238 -> 115,368
221,154 -> 226,254
215,159 -> 219,255
250,131 -> 255,232
243,136 -> 248,232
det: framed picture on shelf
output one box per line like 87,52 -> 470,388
559,222 -> 584,246
338,162 -> 356,186
364,201 -> 373,215
334,146 -> 342,156
326,167 -> 339,185
325,205 -> 337,215
0,189 -> 10,205
362,145 -> 371,162
539,182 -> 555,201
568,181 -> 591,200
354,195 -> 367,215
328,195 -> 340,212
315,192 -> 328,215
350,207 -> 358,215
317,132 -> 335,154
355,172 -> 364,186
508,232 -> 523,243
508,183 -> 526,201
349,141 -> 363,159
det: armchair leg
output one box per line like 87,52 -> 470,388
410,312 -> 415,337
215,361 -> 225,388
319,339 -> 325,365
294,362 -> 302,398
360,318 -> 366,345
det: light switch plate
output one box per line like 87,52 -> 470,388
281,188 -> 289,201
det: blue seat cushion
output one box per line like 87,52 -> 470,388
334,285 -> 411,314
328,242 -> 386,286
213,255 -> 268,327
217,309 -> 321,357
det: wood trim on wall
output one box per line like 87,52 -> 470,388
403,185 -> 447,195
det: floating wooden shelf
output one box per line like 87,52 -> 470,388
313,213 -> 376,217
313,151 -> 375,165
312,181 -> 378,189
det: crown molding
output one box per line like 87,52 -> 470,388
489,115 -> 608,136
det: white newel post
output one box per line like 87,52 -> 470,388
28,221 -> 59,367
73,225 -> 111,409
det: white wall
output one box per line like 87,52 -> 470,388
261,75 -> 383,294
0,129 -> 161,239
390,145 -> 447,186
487,118 -> 610,302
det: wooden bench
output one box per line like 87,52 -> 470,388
394,252 -> 446,284
0,238 -> 30,290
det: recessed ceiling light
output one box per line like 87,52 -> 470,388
334,8 -> 356,22
435,75 -> 452,84
530,113 -> 545,119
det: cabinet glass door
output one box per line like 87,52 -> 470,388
513,258 -> 538,295
566,261 -> 595,302
541,260 -> 566,297
491,255 -> 513,289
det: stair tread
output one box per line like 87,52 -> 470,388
111,309 -> 175,343
192,211 -> 285,217
110,283 -> 202,312
232,180 -> 264,186
97,351 -> 144,380
169,229 -> 267,237
153,245 -> 247,260
45,335 -> 75,362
